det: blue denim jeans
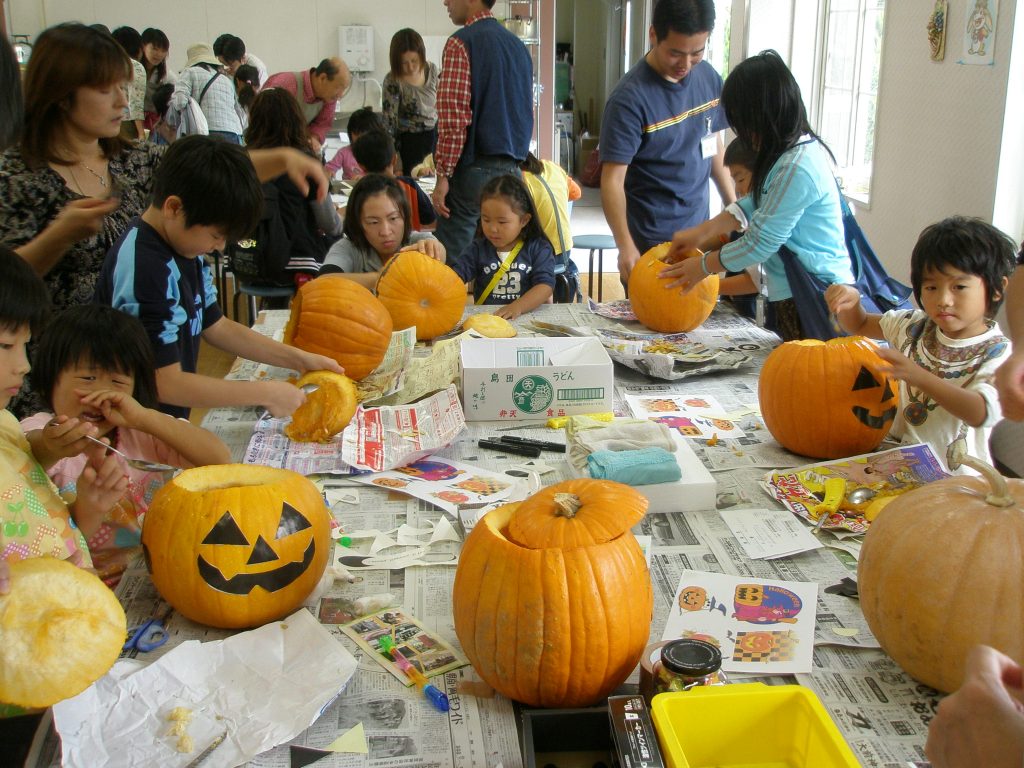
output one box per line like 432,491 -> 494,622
435,155 -> 521,262
208,130 -> 243,144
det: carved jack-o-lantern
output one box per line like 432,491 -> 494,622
758,337 -> 897,459
142,465 -> 331,629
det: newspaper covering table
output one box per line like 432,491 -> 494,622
30,302 -> 938,767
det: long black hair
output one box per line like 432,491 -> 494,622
721,50 -> 833,205
141,28 -> 170,82
0,246 -> 49,335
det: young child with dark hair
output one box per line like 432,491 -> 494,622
95,135 -> 342,420
319,173 -> 445,290
352,130 -> 436,231
326,106 -> 385,179
448,174 -> 555,320
0,246 -> 123,574
826,216 -> 1016,471
233,64 -> 260,113
20,305 -> 229,583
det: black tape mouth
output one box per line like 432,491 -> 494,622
197,538 -> 316,594
851,405 -> 897,429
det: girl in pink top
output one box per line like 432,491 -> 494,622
22,305 -> 230,583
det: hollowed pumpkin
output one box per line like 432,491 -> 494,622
375,250 -> 466,340
452,479 -> 653,707
284,276 -> 392,380
628,243 -> 719,333
142,465 -> 331,629
285,370 -> 358,443
859,458 -> 1024,692
759,337 -> 897,459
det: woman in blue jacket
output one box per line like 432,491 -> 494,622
661,50 -> 853,340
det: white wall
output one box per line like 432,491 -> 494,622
5,0 -> 460,112
858,0 -> 1020,283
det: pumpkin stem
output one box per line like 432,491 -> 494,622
553,493 -> 582,518
959,455 -> 1015,508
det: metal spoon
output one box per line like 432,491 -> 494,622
82,434 -> 180,473
259,383 -> 320,422
846,487 -> 877,505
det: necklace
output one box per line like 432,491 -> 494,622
65,160 -> 109,197
77,161 -> 108,188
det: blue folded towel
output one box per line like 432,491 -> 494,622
587,447 -> 681,486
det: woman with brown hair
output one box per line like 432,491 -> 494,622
241,88 -> 342,281
0,24 -> 332,416
382,28 -> 438,175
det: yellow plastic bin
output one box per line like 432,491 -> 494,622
650,683 -> 860,768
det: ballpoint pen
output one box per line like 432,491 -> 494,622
379,636 -> 450,712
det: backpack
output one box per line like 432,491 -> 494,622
226,183 -> 293,286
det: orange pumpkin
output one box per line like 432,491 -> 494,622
452,479 -> 653,707
375,250 -> 466,340
142,465 -> 332,629
628,243 -> 719,333
858,457 -> 1024,692
285,370 -> 358,443
759,337 -> 897,459
284,276 -> 392,380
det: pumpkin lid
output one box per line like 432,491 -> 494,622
661,639 -> 722,676
506,478 -> 648,549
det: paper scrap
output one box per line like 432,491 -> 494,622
326,723 -> 368,753
54,609 -> 357,768
718,507 -> 824,560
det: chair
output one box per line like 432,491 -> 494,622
232,281 -> 295,327
573,234 -> 618,302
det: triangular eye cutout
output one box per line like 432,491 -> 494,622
276,502 -> 312,539
247,535 -> 280,565
852,366 -> 880,391
881,380 -> 895,402
201,511 -> 249,545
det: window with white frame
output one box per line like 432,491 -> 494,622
743,0 -> 886,204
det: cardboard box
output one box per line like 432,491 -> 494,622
571,428 -> 717,513
460,337 -> 613,422
520,707 -> 614,768
608,694 -> 667,768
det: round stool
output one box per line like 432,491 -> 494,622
233,281 -> 295,326
574,234 -> 618,302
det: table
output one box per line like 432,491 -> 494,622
29,303 -> 937,767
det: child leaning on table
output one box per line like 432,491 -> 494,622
20,305 -> 230,584
94,135 -> 342,421
0,247 -> 127,575
825,216 -> 1017,472
447,174 -> 555,321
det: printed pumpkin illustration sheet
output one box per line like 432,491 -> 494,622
663,570 -> 818,675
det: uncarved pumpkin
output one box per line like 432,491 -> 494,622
452,479 -> 653,707
759,337 -> 897,459
375,250 -> 466,340
142,465 -> 332,629
628,243 -> 719,333
858,461 -> 1024,692
284,276 -> 392,380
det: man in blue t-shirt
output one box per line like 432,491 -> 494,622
600,0 -> 735,286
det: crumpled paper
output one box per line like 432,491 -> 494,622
53,609 -> 357,768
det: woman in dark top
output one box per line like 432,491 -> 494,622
242,88 -> 343,281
